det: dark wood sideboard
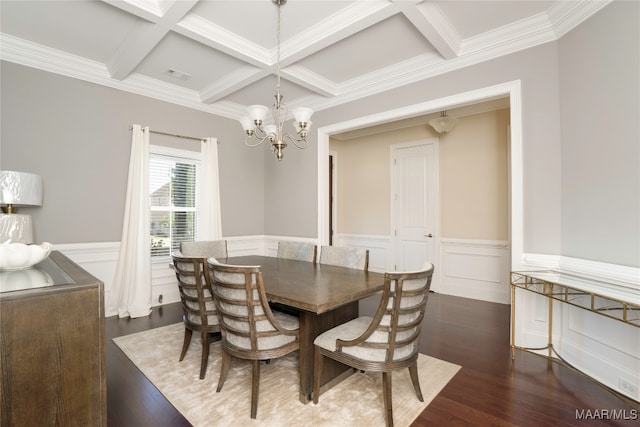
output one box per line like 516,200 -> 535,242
0,251 -> 106,426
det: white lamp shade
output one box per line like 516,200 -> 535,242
0,171 -> 43,206
429,116 -> 457,134
247,105 -> 270,123
239,116 -> 255,132
292,107 -> 313,124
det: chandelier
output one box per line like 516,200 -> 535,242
239,0 -> 313,161
428,110 -> 457,135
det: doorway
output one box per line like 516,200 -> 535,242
317,80 -> 524,273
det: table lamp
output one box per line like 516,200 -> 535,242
0,170 -> 43,244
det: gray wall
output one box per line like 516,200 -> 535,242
2,1 -> 638,268
558,0 -> 639,267
0,62 -> 264,242
293,42 -> 564,256
263,140 -> 318,238
262,1 -> 638,266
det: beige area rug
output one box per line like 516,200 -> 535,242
113,323 -> 460,427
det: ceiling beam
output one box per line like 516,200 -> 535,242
200,67 -> 269,104
397,1 -> 460,60
106,0 -> 198,80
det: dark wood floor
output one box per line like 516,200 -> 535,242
106,293 -> 638,426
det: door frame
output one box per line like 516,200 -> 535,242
316,80 -> 524,272
329,150 -> 338,246
390,139 -> 440,289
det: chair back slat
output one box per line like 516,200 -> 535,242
336,263 -> 434,363
208,259 -> 298,355
172,254 -> 219,328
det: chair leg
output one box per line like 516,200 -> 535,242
382,372 -> 393,427
199,331 -> 209,380
408,362 -> 424,402
216,350 -> 231,392
179,328 -> 192,361
250,360 -> 261,419
312,347 -> 323,404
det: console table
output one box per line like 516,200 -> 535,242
510,270 -> 639,402
0,251 -> 106,426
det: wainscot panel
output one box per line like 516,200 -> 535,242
55,242 -> 119,316
333,234 -> 391,273
439,238 -> 511,304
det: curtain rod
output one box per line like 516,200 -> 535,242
129,125 -> 207,142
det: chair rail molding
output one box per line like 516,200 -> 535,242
521,252 -> 640,300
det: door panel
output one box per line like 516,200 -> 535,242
393,142 -> 437,271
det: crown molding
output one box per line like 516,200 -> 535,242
281,65 -> 338,98
176,14 -> 271,67
0,33 -> 238,120
548,0 -> 613,38
281,0 -> 395,64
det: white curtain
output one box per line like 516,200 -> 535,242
110,124 -> 152,318
198,137 -> 223,240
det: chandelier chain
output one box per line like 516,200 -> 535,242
238,0 -> 313,161
276,2 -> 282,96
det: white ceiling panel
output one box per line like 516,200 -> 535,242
435,0 -> 554,39
134,32 -> 252,92
297,13 -> 436,83
0,0 -> 139,63
224,74 -> 320,107
0,0 -> 610,119
190,0 -> 352,49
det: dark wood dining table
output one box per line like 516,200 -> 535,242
221,255 -> 385,402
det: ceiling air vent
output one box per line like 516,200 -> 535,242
165,68 -> 192,81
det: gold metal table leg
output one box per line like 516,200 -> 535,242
510,283 -> 516,359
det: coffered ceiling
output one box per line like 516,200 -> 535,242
0,0 -> 609,121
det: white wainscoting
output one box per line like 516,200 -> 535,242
56,236 -> 514,317
439,238 -> 511,304
332,234 -> 391,273
515,253 -> 640,402
334,234 -> 512,304
55,236 -> 513,317
55,242 -> 121,316
55,236 -> 291,317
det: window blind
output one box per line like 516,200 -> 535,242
149,153 -> 199,258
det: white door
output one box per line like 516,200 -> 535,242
392,140 -> 438,272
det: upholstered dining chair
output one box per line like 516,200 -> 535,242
171,253 -> 221,379
277,241 -> 317,263
312,262 -> 435,427
180,239 -> 228,259
207,258 -> 300,419
319,245 -> 369,271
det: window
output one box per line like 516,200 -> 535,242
149,146 -> 201,258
